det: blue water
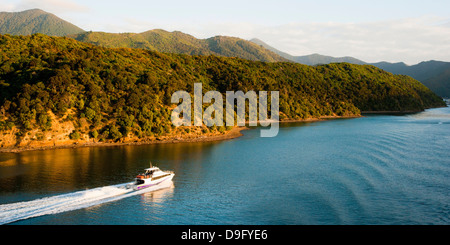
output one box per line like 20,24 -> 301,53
1,107 -> 449,225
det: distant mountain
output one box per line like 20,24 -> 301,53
250,38 -> 297,61
0,9 -> 84,36
370,61 -> 450,98
250,38 -> 450,97
2,9 -> 448,97
70,30 -> 289,62
370,61 -> 409,73
0,9 -> 289,62
293,53 -> 367,66
250,38 -> 366,65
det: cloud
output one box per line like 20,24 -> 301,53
2,1 -> 448,64
0,2 -> 16,12
249,17 -> 450,64
7,0 -> 89,13
165,16 -> 450,64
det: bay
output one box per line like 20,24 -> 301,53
0,107 -> 449,225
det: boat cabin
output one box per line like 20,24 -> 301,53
144,167 -> 160,174
136,167 -> 160,180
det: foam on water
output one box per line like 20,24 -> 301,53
0,181 -> 173,225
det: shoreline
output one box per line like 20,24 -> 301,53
361,105 -> 448,115
361,110 -> 423,115
279,115 -> 360,123
0,126 -> 249,154
0,115 -> 360,153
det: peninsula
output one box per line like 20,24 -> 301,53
0,34 -> 445,152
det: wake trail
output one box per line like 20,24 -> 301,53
0,181 -> 172,225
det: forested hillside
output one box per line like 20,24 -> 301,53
0,9 -> 84,36
371,61 -> 450,98
250,38 -> 450,97
70,30 -> 289,62
0,34 -> 445,148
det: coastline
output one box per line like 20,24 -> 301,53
0,126 -> 249,153
361,110 -> 423,115
0,115 -> 361,153
279,115 -> 361,123
361,105 -> 448,115
4,109 -> 444,154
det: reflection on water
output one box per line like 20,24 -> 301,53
140,182 -> 175,207
0,141 -> 219,199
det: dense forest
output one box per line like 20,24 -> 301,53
0,34 -> 445,146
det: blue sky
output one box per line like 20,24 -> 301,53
2,0 -> 450,64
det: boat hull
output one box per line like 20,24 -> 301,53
129,173 -> 174,191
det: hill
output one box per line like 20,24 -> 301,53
293,54 -> 367,66
0,9 -> 84,36
4,8 -> 447,97
250,38 -> 450,97
250,38 -> 366,65
370,61 -> 450,98
250,38 -> 297,61
70,30 -> 289,62
0,34 -> 444,149
1,9 -> 447,97
0,9 -> 286,62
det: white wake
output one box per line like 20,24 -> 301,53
0,181 -> 173,225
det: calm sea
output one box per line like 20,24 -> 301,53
1,107 -> 449,225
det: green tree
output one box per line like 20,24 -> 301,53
69,130 -> 81,140
91,129 -> 99,139
85,107 -> 96,121
109,125 -> 122,141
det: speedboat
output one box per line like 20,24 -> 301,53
126,165 -> 174,191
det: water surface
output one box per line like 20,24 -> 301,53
1,107 -> 449,224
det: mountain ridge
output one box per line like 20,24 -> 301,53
250,38 -> 450,97
0,9 -> 448,97
370,60 -> 450,97
0,9 -> 288,62
250,38 -> 367,65
69,30 -> 290,62
0,8 -> 84,36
